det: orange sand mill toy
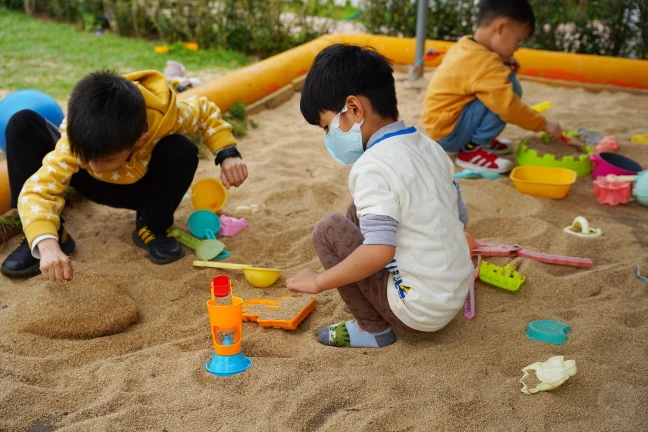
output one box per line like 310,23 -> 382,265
205,275 -> 252,376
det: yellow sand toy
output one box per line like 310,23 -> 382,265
520,356 -> 577,395
191,178 -> 228,213
531,100 -> 552,113
631,134 -> 648,144
193,260 -> 282,288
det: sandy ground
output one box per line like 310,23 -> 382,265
1,74 -> 648,431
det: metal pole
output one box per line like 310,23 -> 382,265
409,0 -> 429,82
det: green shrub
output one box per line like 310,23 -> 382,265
1,0 -> 644,59
360,0 -> 644,59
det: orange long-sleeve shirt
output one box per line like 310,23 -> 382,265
423,36 -> 546,141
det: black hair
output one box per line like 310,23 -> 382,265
477,0 -> 536,33
67,70 -> 147,162
300,44 -> 399,126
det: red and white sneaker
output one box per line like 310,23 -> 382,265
456,147 -> 513,174
488,138 -> 513,155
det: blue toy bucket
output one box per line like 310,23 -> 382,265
188,210 -> 221,239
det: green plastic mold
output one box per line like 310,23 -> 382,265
516,137 -> 594,178
479,260 -> 526,291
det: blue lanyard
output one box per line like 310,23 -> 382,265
368,126 -> 417,149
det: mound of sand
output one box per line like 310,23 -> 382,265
12,268 -> 138,339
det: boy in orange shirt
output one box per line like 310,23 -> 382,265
422,0 -> 563,173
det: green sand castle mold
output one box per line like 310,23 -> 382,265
516,136 -> 594,178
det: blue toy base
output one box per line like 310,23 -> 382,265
205,350 -> 252,377
214,250 -> 230,260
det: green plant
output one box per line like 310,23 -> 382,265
222,100 -> 257,137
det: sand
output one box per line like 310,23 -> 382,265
522,135 -> 586,158
1,74 -> 648,431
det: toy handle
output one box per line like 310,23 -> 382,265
204,229 -> 216,240
605,174 -> 637,183
464,257 -> 481,320
171,229 -> 201,250
516,249 -> 593,268
193,260 -> 252,270
589,153 -> 602,163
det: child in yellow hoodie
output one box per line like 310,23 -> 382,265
422,0 -> 563,174
1,70 -> 247,281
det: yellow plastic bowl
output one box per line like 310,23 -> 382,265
510,166 -> 577,199
191,178 -> 228,212
242,267 -> 282,288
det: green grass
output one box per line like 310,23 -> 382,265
0,8 -> 249,101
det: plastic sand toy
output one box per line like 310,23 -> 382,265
516,139 -> 593,178
236,204 -> 263,215
520,356 -> 577,395
576,127 -> 604,145
219,215 -> 248,237
563,217 -> 602,238
479,260 -> 526,291
526,320 -> 571,344
510,166 -> 577,199
623,170 -> 648,207
531,100 -> 552,113
590,152 -> 643,178
593,177 -> 633,206
205,276 -> 252,377
453,169 -> 503,180
471,240 -> 593,268
631,134 -> 648,144
191,178 -> 228,213
595,136 -> 619,153
464,256 -> 481,319
242,296 -> 316,330
188,210 -> 221,239
171,229 -> 226,260
193,260 -> 282,288
636,264 -> 648,283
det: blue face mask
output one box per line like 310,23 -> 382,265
323,105 -> 365,165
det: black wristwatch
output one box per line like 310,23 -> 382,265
215,146 -> 242,166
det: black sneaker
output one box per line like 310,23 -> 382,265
132,218 -> 184,265
0,227 -> 76,278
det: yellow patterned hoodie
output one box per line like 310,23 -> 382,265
18,70 -> 236,247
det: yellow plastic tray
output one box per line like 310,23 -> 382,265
242,297 -> 316,330
510,166 -> 577,199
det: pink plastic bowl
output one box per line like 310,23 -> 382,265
590,152 -> 643,178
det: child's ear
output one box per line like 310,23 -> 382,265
493,17 -> 508,36
134,132 -> 150,147
345,95 -> 364,122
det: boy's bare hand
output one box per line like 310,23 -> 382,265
39,238 -> 73,282
220,157 -> 248,189
544,119 -> 563,141
287,269 -> 322,295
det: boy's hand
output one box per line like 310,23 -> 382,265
287,269 -> 322,294
505,56 -> 520,72
220,157 -> 248,189
39,238 -> 73,282
544,119 -> 563,141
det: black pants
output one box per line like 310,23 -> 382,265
6,110 -> 198,231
